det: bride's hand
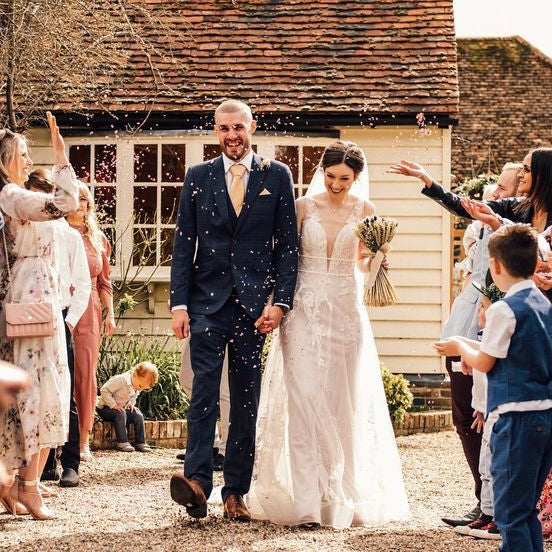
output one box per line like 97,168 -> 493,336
459,198 -> 501,230
387,160 -> 433,187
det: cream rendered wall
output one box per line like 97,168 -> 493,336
26,125 -> 452,375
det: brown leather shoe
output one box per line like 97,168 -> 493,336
223,494 -> 251,522
170,474 -> 207,519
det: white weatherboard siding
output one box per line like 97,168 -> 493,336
340,126 -> 451,375
27,125 -> 452,375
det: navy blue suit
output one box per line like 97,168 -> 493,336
170,153 -> 298,500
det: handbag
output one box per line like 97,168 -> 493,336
2,226 -> 54,338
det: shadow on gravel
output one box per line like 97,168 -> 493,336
3,521 -> 502,552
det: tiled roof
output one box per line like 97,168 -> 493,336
54,0 -> 458,116
453,36 -> 552,181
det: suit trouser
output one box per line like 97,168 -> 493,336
96,406 -> 146,445
185,295 -> 264,502
491,410 -> 552,552
45,309 -> 80,473
180,344 -> 230,454
446,356 -> 482,503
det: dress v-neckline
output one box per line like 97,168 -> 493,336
307,198 -> 360,272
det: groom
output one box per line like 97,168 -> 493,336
169,100 -> 298,521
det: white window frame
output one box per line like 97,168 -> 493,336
66,134 -> 332,282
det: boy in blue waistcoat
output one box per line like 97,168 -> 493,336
435,224 -> 552,552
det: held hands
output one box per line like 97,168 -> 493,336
387,160 -> 433,187
255,305 -> 285,334
172,309 -> 190,339
471,410 -> 484,434
459,198 -> 501,230
113,405 -> 124,412
46,111 -> 69,166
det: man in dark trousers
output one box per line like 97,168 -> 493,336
169,99 -> 298,521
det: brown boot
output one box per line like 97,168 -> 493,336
170,474 -> 207,519
223,494 -> 251,522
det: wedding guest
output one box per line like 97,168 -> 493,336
96,362 -> 158,452
435,224 -> 552,551
25,169 -> 91,487
66,182 -> 115,461
0,114 -> 79,520
389,159 -> 537,526
439,275 -> 505,541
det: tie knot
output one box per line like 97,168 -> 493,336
230,163 -> 246,177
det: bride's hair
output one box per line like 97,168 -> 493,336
320,141 -> 365,176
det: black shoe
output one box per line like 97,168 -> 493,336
176,452 -> 186,462
59,468 -> 80,487
442,505 -> 481,527
41,468 -> 60,482
213,448 -> 224,471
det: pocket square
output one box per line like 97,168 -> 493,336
259,188 -> 271,196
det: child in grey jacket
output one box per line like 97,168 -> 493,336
97,362 -> 159,452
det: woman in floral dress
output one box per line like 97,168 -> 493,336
0,113 -> 78,520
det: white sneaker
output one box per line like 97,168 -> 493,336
116,442 -> 135,452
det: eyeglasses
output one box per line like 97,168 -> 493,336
216,124 -> 247,133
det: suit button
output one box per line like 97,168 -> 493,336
233,240 -> 237,244
232,265 -> 237,269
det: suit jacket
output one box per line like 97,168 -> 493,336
170,153 -> 299,318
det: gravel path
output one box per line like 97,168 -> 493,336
1,431 -> 550,551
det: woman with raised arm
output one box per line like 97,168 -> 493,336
0,113 -> 78,520
389,149 -> 552,294
248,141 -> 410,529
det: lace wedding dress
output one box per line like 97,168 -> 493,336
247,197 -> 410,528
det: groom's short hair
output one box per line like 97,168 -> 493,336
215,100 -> 253,123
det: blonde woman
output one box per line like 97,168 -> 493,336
0,113 -> 78,519
66,183 -> 115,460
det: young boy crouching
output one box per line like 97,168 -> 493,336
97,362 -> 159,452
435,224 -> 552,551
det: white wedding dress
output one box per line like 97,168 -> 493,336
247,197 -> 410,528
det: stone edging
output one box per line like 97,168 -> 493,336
90,410 -> 453,450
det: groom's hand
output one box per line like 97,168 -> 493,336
260,306 -> 285,333
172,309 -> 190,339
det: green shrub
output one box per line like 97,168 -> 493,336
456,173 -> 499,200
97,333 -> 188,421
381,363 -> 413,422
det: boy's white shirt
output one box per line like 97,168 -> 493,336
480,279 -> 552,415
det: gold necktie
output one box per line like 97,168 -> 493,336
229,163 -> 247,216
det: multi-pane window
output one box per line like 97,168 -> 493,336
67,137 -> 330,280
69,144 -> 117,262
274,145 -> 325,197
132,144 -> 186,267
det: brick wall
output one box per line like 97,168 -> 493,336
453,37 -> 552,182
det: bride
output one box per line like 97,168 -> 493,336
247,141 -> 410,529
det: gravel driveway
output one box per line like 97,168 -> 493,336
1,431 -> 550,551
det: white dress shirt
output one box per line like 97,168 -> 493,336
53,219 -> 91,328
480,279 -> 552,415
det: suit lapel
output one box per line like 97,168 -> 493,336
235,154 -> 265,236
209,156 -> 233,234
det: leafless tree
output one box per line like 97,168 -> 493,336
0,0 -> 192,131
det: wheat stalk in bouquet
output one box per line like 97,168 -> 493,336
354,216 -> 399,307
